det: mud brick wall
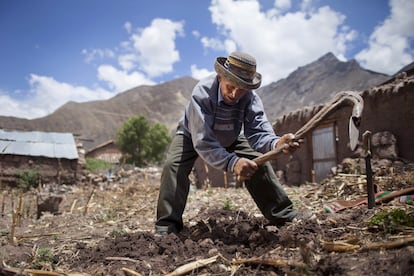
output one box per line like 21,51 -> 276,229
85,141 -> 121,164
273,75 -> 414,185
0,155 -> 78,186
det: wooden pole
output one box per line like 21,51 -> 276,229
204,163 -> 210,189
17,192 -> 23,226
84,188 -> 96,216
1,191 -> 6,217
363,131 -> 375,209
57,158 -> 62,185
11,191 -> 15,212
9,210 -> 16,244
70,199 -> 78,214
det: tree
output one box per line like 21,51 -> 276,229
116,115 -> 171,166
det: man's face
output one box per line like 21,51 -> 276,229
219,76 -> 249,105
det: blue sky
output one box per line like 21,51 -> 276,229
0,0 -> 413,119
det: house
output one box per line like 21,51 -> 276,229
0,129 -> 79,185
85,140 -> 122,164
272,68 -> 414,184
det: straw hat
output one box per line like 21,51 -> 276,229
214,51 -> 262,90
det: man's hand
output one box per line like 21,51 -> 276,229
233,157 -> 258,180
275,133 -> 301,154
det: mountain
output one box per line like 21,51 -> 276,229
257,52 -> 389,122
0,53 -> 391,151
0,77 -> 198,150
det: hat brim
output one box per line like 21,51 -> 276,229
214,57 -> 262,90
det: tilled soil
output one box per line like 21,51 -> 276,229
1,167 -> 414,275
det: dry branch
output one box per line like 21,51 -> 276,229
121,267 -> 143,276
105,256 -> 140,263
361,236 -> 414,251
16,232 -> 62,240
21,269 -> 64,275
83,188 -> 96,216
70,199 -> 78,213
232,256 -> 307,269
0,261 -> 92,276
165,255 -> 219,276
321,241 -> 360,252
322,236 -> 414,252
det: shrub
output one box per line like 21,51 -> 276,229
32,247 -> 56,269
85,158 -> 110,173
369,208 -> 414,233
17,169 -> 39,191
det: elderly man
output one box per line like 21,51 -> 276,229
155,51 -> 299,235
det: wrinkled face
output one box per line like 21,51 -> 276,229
218,75 -> 249,105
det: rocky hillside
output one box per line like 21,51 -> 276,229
257,52 -> 389,122
0,53 -> 391,150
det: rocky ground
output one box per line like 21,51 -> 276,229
1,161 -> 414,276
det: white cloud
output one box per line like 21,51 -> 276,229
118,54 -> 138,71
224,39 -> 237,53
0,75 -> 114,119
207,0 -> 356,85
29,74 -> 114,109
275,0 -> 291,10
82,48 -> 115,64
355,0 -> 414,74
124,21 -> 132,34
192,30 -> 201,38
0,56 -> 156,119
0,93 -> 33,118
190,65 -> 214,80
201,36 -> 227,51
300,0 -> 314,12
0,18 -> 186,119
97,64 -> 155,92
131,18 -> 184,77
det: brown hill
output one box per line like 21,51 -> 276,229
0,53 -> 391,151
0,77 -> 198,150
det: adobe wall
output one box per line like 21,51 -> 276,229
86,143 -> 122,164
273,74 -> 414,185
360,82 -> 414,161
193,158 -> 238,189
0,154 -> 78,186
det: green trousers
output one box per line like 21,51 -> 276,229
155,134 -> 297,233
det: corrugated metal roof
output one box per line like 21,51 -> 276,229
0,129 -> 78,159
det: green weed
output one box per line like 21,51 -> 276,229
223,198 -> 233,210
17,169 -> 39,192
369,208 -> 414,234
85,158 -> 110,173
32,247 -> 55,270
